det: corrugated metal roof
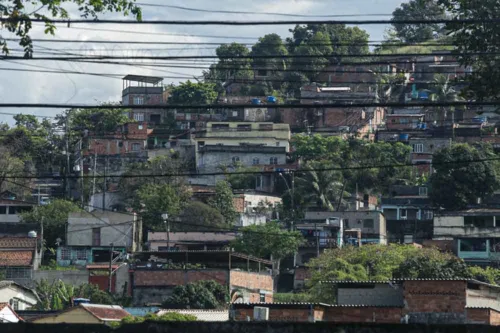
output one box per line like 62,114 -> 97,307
233,303 -> 400,308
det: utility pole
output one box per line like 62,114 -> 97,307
102,155 -> 107,211
108,242 -> 114,293
79,139 -> 84,209
65,113 -> 71,199
315,222 -> 319,258
92,149 -> 97,209
162,213 -> 170,250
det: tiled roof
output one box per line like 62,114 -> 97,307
0,251 -> 33,266
233,303 -> 400,308
81,304 -> 129,321
0,238 -> 37,249
156,309 -> 228,321
0,302 -> 24,321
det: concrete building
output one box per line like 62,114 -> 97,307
385,114 -> 425,130
0,281 -> 39,311
408,137 -> 452,174
233,279 -> 500,325
433,208 -> 500,265
381,185 -> 434,244
130,251 -> 273,306
147,232 -> 237,251
0,192 -> 34,223
122,75 -> 165,125
233,191 -> 282,227
194,122 -> 290,173
57,211 -> 141,268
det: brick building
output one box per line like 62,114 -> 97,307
130,251 -> 273,306
122,75 -> 166,125
232,279 -> 500,325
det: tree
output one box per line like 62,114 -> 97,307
440,0 -> 500,101
213,43 -> 253,83
394,253 -> 470,279
291,31 -> 333,80
251,34 -> 289,90
209,181 -> 238,225
431,74 -> 463,122
135,183 -> 191,231
232,221 -> 304,290
391,0 -> 447,43
295,161 -> 345,211
111,312 -> 196,328
0,0 -> 141,57
430,144 -> 500,210
35,279 -> 113,310
66,106 -> 131,135
0,152 -> 31,197
177,202 -> 226,231
20,199 -> 81,249
167,81 -> 218,105
162,280 -> 228,309
226,165 -> 261,190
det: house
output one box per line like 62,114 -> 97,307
156,309 -> 229,321
0,236 -> 42,286
0,191 -> 34,223
381,185 -> 434,244
31,303 -> 129,324
56,211 -> 141,268
194,122 -> 290,174
147,232 -> 237,251
433,208 -> 500,266
385,114 -> 425,131
233,279 -> 500,325
0,303 -> 23,323
129,251 -> 273,306
0,281 -> 39,310
408,137 -> 452,174
122,75 -> 165,125
233,191 -> 282,227
0,223 -> 39,238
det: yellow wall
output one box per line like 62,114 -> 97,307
32,308 -> 102,324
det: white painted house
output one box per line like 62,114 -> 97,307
0,281 -> 39,310
0,303 -> 23,323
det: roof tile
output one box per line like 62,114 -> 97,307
81,304 -> 129,321
0,251 -> 33,266
0,238 -> 37,249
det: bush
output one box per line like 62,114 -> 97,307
162,280 -> 228,309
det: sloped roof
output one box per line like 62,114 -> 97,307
81,304 -> 129,321
156,309 -> 228,321
0,251 -> 33,266
0,303 -> 24,322
0,238 -> 37,249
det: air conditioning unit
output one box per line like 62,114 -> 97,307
253,307 -> 269,321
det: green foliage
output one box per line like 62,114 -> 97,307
162,280 -> 229,309
468,266 -> 500,285
178,201 -> 226,232
232,221 -> 304,260
291,31 -> 333,80
213,43 -> 253,84
209,181 -> 238,224
110,312 -> 196,328
135,183 -> 191,231
20,199 -> 81,248
226,165 -> 261,190
40,259 -> 79,271
391,0 -> 447,43
0,151 -> 30,196
306,245 -> 475,302
0,0 -> 141,57
440,0 -> 499,101
35,279 -> 113,310
273,293 -> 315,303
168,81 -> 218,105
430,144 -> 500,210
68,107 -> 131,135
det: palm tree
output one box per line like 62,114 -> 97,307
295,162 -> 347,212
432,74 -> 463,124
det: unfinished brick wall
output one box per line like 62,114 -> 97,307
467,308 -> 490,325
325,307 -> 402,323
233,307 -> 313,322
403,280 -> 467,313
133,269 -> 229,287
230,270 -> 273,292
490,309 -> 500,326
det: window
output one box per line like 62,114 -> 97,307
212,124 -> 230,131
76,249 -> 87,261
252,158 -> 260,165
465,216 -> 494,228
413,144 -> 424,153
60,247 -> 71,260
400,118 -> 409,124
6,268 -> 31,279
92,228 -> 101,246
8,206 -> 16,215
276,142 -> 280,147
363,219 -> 374,228
460,239 -> 487,252
419,187 -> 428,196
232,111 -> 239,117
260,293 -> 266,303
270,157 -> 278,165
131,143 -> 141,151
133,96 -> 144,105
0,206 -> 6,214
259,124 -> 273,131
133,112 -> 144,121
400,209 -> 408,220
237,124 -> 251,131
343,219 -> 349,228
422,210 -> 433,220
9,299 -> 19,311
138,124 -> 144,130
232,156 -> 240,164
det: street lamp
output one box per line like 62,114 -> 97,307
162,213 -> 170,250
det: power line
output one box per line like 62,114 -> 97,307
136,2 -> 393,18
0,101 -> 494,110
3,18 -> 497,25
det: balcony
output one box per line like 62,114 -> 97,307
198,145 -> 286,154
122,86 -> 163,96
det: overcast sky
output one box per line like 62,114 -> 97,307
0,0 -> 408,124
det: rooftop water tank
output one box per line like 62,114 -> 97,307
251,98 -> 261,105
399,133 -> 409,141
28,231 -> 37,238
267,96 -> 277,103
